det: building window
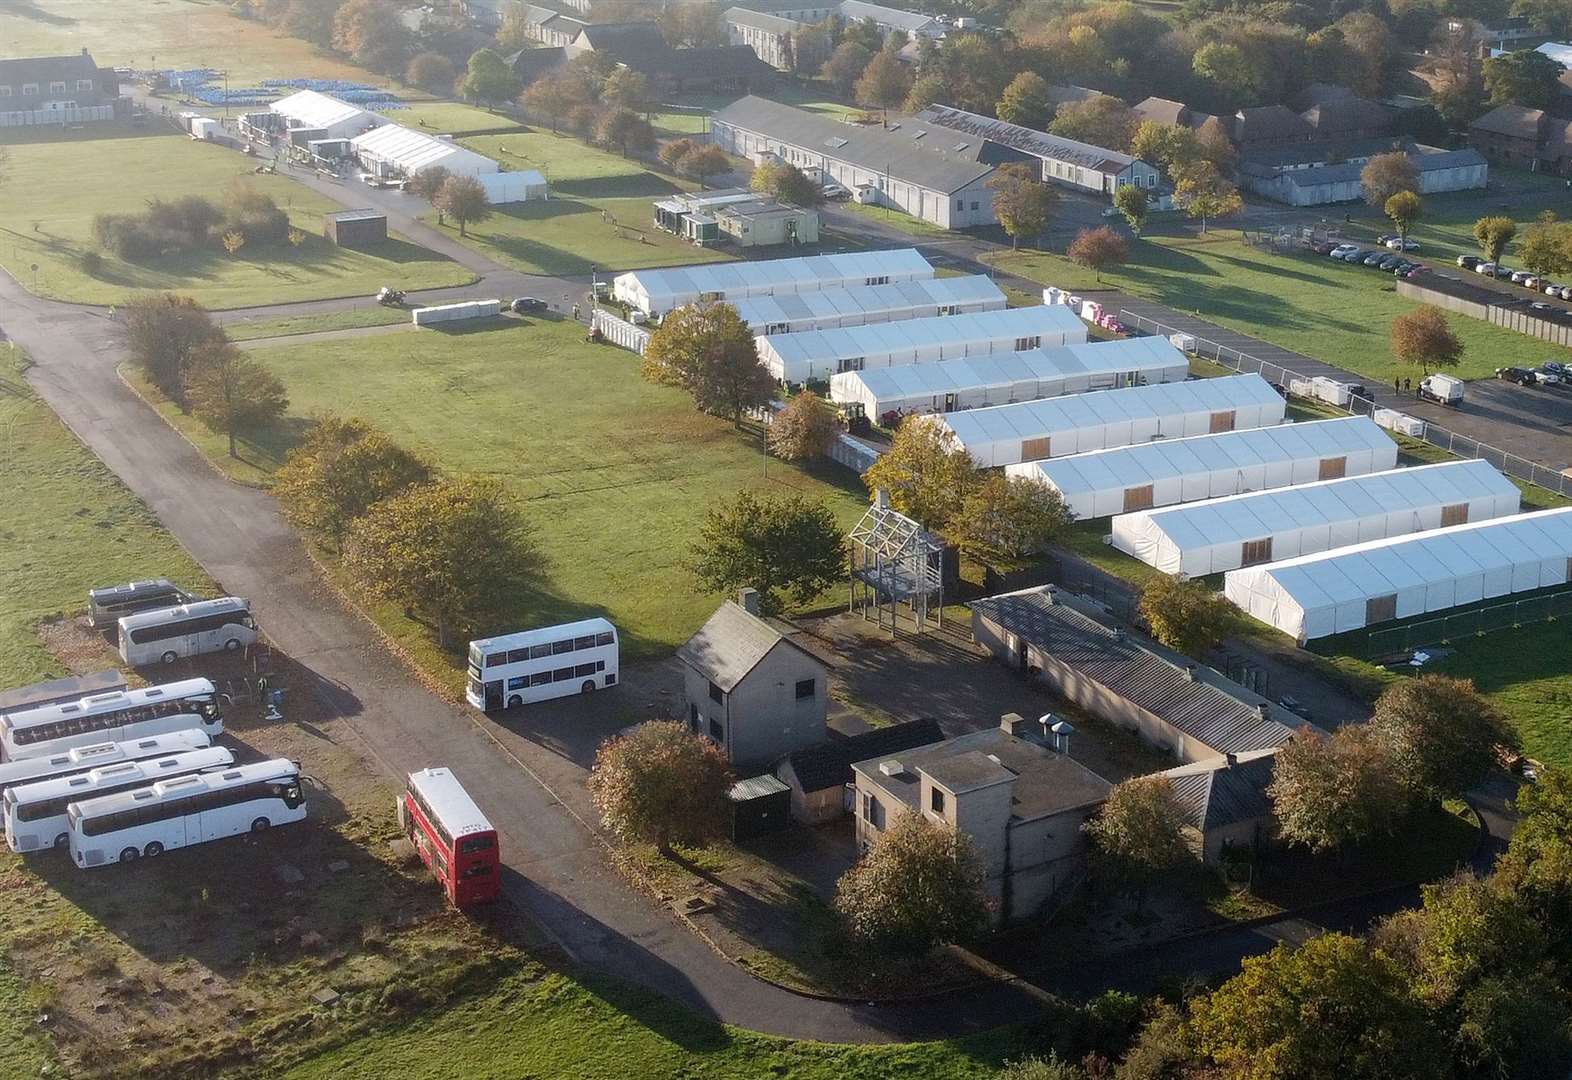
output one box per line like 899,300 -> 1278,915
930,787 -> 946,814
970,201 -> 979,211
709,717 -> 724,742
22,83 -> 38,96
1209,410 -> 1236,433
76,79 -> 94,91
48,81 -> 65,94
1014,335 -> 1041,351
956,198 -> 964,211
708,680 -> 723,704
837,356 -> 864,373
689,703 -> 699,730
0,86 -> 11,97
794,678 -> 815,700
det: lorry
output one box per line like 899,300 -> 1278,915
1418,373 -> 1465,406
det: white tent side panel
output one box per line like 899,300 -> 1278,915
350,123 -> 498,178
612,248 -> 934,314
1222,506 -> 1572,642
938,374 -> 1285,469
1110,459 -> 1522,576
478,170 -> 548,204
1007,416 -> 1397,521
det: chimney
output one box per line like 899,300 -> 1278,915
999,712 -> 1027,738
1051,719 -> 1075,755
82,47 -> 90,57
738,587 -> 761,617
1184,665 -> 1197,682
1225,752 -> 1238,767
875,488 -> 890,510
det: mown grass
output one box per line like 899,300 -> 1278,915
0,131 -> 474,308
1437,620 -> 1572,767
383,101 -> 524,135
224,306 -> 410,341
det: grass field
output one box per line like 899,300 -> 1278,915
385,101 -> 525,135
223,306 -> 410,341
989,230 -> 1572,383
1437,621 -> 1572,767
0,131 -> 474,308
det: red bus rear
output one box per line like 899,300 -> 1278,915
401,767 -> 500,908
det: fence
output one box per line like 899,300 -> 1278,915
592,309 -> 650,355
0,105 -> 114,127
1117,309 -> 1572,500
831,433 -> 882,473
1360,588 -> 1572,657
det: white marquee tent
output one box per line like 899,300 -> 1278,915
933,374 -> 1285,468
1008,416 -> 1397,521
269,90 -> 379,140
1111,459 -> 1521,577
730,274 -> 1005,335
761,306 -> 1087,384
1223,506 -> 1572,642
478,169 -> 548,204
614,248 -> 933,315
829,337 -> 1189,418
350,123 -> 498,179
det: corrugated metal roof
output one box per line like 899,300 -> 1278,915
617,248 -> 931,309
728,773 -> 791,801
839,0 -> 939,32
917,105 -> 1142,175
1164,750 -> 1278,831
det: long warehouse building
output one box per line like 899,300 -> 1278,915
932,374 -> 1286,468
1008,416 -> 1397,521
730,274 -> 1006,335
1223,506 -> 1572,642
830,337 -> 1189,418
1111,459 -> 1521,577
760,306 -> 1087,384
613,248 -> 933,315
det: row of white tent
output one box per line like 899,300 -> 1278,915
829,337 -> 1190,418
731,275 -> 1006,336
613,248 -> 934,315
929,373 -> 1287,468
1110,459 -> 1522,577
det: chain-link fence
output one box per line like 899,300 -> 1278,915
1360,589 -> 1572,657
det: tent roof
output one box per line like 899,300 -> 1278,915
837,336 -> 1185,399
269,89 -> 371,130
730,274 -> 1003,327
618,248 -> 931,305
762,305 -> 1084,366
349,123 -> 497,174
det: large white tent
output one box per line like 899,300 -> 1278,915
1009,416 -> 1397,521
350,123 -> 498,179
1111,459 -> 1522,577
933,374 -> 1285,468
614,249 -> 933,315
1223,506 -> 1572,642
761,306 -> 1087,384
830,337 -> 1189,418
269,90 -> 379,140
730,274 -> 1005,335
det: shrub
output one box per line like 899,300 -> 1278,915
79,250 -> 104,276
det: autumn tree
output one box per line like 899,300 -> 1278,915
1130,121 -> 1200,181
590,720 -> 733,854
834,813 -> 990,954
1360,151 -> 1420,210
1048,95 -> 1138,152
750,161 -> 823,206
1268,724 -> 1408,853
1372,674 -> 1515,801
767,390 -> 839,461
273,416 -> 432,550
1068,225 -> 1129,283
822,41 -> 873,99
405,51 -> 457,94
660,137 -> 699,172
1196,117 -> 1236,174
459,47 -> 520,104
1138,575 -> 1234,656
117,293 -> 228,402
854,50 -> 913,114
678,144 -> 730,189
1474,215 -> 1517,273
280,0 -> 340,47
183,339 -> 289,458
601,68 -> 651,113
434,175 -> 490,237
791,19 -> 834,75
1113,185 -> 1149,236
861,421 -> 980,532
596,107 -> 654,158
688,491 -> 843,616
946,473 -> 1072,561
331,0 -> 411,74
520,68 -> 591,133
343,476 -> 543,648
1484,48 -> 1567,108
1385,190 -> 1423,247
1391,305 -> 1463,375
658,0 -> 726,48
1082,776 -> 1192,900
1519,212 -> 1572,277
642,302 -> 775,424
1173,162 -> 1242,235
987,162 -> 1056,250
997,71 -> 1053,130
404,165 -> 450,202
904,71 -> 949,113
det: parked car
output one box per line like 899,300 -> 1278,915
1376,234 -> 1395,245
510,296 -> 547,313
1535,368 -> 1563,385
1458,255 -> 1481,269
1330,245 -> 1358,259
1378,255 -> 1403,270
1511,270 -> 1533,284
1524,275 -> 1543,290
1531,301 -> 1557,313
1542,361 -> 1568,377
1385,238 -> 1420,251
1310,240 -> 1336,255
821,182 -> 851,200
1363,252 -> 1386,266
1475,262 -> 1498,276
1498,366 -> 1538,385
1403,266 -> 1427,279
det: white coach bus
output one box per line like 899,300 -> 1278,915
0,730 -> 213,797
118,597 -> 258,667
0,678 -> 224,762
465,618 -> 619,711
69,758 -> 306,867
6,746 -> 235,853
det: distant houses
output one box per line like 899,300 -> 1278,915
1239,139 -> 1488,206
1468,103 -> 1572,174
725,1 -> 946,72
0,49 -> 119,127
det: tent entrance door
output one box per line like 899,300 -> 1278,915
943,393 -> 956,412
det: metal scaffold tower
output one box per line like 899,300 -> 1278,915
848,492 -> 944,636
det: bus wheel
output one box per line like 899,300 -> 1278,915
224,638 -> 241,651
581,680 -> 596,694
507,695 -> 522,708
119,847 -> 139,863
53,833 -> 68,850
251,817 -> 270,833
144,842 -> 164,857
161,651 -> 178,665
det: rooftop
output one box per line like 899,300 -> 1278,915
1470,103 -> 1546,139
1162,749 -> 1278,831
783,719 -> 945,793
676,600 -> 824,693
325,208 -> 386,222
917,104 -> 1141,174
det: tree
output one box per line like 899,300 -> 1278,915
678,144 -> 729,189
521,69 -> 590,134
987,162 -> 1056,250
854,50 -> 913,114
1474,215 -> 1517,272
997,1055 -> 1085,1080
1082,776 -> 1191,899
459,47 -> 520,104
405,51 -> 457,94
658,0 -> 726,48
343,476 -> 543,648
1268,724 -> 1408,853
1196,116 -> 1236,174
434,175 -> 490,237
688,491 -> 844,616
1361,152 -> 1420,209
1192,41 -> 1262,105
331,0 -> 411,74
1514,0 -> 1572,39
997,71 -> 1053,130
1048,95 -> 1138,152
596,107 -> 655,158
117,293 -> 228,402
1484,48 -> 1567,108
1113,185 -> 1149,236
1391,305 -> 1464,375
281,0 -> 341,47
822,41 -> 873,99
750,161 -> 823,206
1385,190 -> 1423,247
791,20 -> 834,75
404,165 -> 450,202
183,340 -> 289,458
1067,225 -> 1129,283
945,473 -> 1072,561
1189,934 -> 1447,1080
1130,121 -> 1200,181
904,71 -> 949,113
861,421 -> 980,532
660,137 -> 698,172
1519,212 -> 1572,277
1173,162 -> 1242,235
1372,674 -> 1515,800
834,813 -> 990,954
602,67 -> 651,113
274,417 -> 431,549
494,3 -> 536,52
642,302 -> 775,424
589,720 -> 732,854
768,390 -> 839,461
1138,575 -> 1233,655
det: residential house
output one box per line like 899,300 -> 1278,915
1468,103 -> 1572,171
1449,16 -> 1543,52
0,49 -> 118,125
1239,139 -> 1487,206
917,104 -> 1161,197
1161,749 -> 1279,864
776,718 -> 944,824
1228,105 -> 1316,151
677,589 -> 829,771
970,586 -> 1310,763
1133,96 -> 1217,132
851,714 -> 1113,924
565,21 -> 775,93
520,5 -> 587,47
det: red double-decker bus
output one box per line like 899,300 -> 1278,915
400,767 -> 500,908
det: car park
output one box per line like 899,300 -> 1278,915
1458,255 -> 1481,269
1543,361 -> 1568,377
1330,245 -> 1357,259
1310,240 -> 1336,255
1497,366 -> 1538,386
1531,301 -> 1557,313
1535,368 -> 1563,385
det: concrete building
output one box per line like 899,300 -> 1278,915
1239,141 -> 1488,206
677,589 -> 829,771
776,718 -> 944,825
917,105 -> 1161,197
851,715 -> 1113,924
1469,103 -> 1572,173
725,7 -> 801,71
1161,749 -> 1279,865
970,586 -> 1307,762
519,4 -> 586,46
323,208 -> 387,249
0,49 -> 117,126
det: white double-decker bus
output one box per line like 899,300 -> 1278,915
69,758 -> 307,867
465,618 -> 619,711
0,730 -> 213,797
118,597 -> 257,667
0,678 -> 224,762
6,746 -> 235,853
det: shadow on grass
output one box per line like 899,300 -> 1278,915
550,172 -> 683,200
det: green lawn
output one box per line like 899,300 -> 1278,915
0,131 -> 474,308
383,101 -> 524,135
1436,621 -> 1572,767
989,230 -> 1572,384
224,306 -> 410,341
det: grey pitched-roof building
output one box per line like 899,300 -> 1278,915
776,718 -> 944,824
565,21 -> 774,93
1230,105 -> 1316,149
1161,748 -> 1278,864
1239,140 -> 1487,206
917,104 -> 1161,196
0,49 -> 118,125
